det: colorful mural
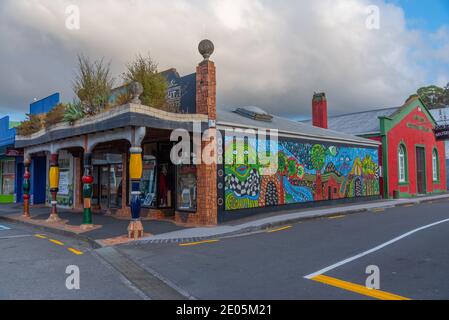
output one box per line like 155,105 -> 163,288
224,138 -> 380,211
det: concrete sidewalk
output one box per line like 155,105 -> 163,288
128,194 -> 449,245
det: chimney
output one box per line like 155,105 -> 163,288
312,92 -> 328,129
196,39 -> 216,120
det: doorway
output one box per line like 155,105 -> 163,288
92,164 -> 123,210
416,147 -> 426,194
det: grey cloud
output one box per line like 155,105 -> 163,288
0,0 -> 448,120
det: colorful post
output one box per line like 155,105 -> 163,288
22,157 -> 31,218
47,153 -> 61,223
81,153 -> 94,228
128,146 -> 144,239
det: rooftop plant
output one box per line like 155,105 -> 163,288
16,114 -> 43,136
122,54 -> 168,110
44,103 -> 66,129
74,54 -> 114,116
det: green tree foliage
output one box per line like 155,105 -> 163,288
310,144 -> 326,172
288,158 -> 297,177
74,55 -> 114,115
122,54 -> 168,109
417,84 -> 449,109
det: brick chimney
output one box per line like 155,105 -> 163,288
196,39 -> 216,120
312,92 -> 328,129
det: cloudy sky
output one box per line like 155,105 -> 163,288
0,0 -> 448,121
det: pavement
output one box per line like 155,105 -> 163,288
0,205 -> 185,248
132,193 -> 449,244
1,193 -> 449,247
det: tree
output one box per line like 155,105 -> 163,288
74,55 -> 114,115
416,85 -> 448,109
122,54 -> 168,110
310,144 -> 326,173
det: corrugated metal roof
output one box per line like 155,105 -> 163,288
217,106 -> 380,146
301,107 -> 399,135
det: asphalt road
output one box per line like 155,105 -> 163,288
2,199 -> 449,300
0,221 -> 143,300
118,198 -> 449,300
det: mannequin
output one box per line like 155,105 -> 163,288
158,164 -> 169,207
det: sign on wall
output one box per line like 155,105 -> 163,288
434,124 -> 449,141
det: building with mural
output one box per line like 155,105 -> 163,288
0,116 -> 19,203
219,106 -> 380,221
305,94 -> 447,199
14,40 -> 380,236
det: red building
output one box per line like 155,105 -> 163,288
308,94 -> 447,199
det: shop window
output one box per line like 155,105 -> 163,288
398,144 -> 407,183
1,160 -> 15,195
176,165 -> 197,212
140,144 -> 158,208
432,149 -> 439,182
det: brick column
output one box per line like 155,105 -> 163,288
176,40 -> 218,226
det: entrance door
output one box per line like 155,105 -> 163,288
416,147 -> 426,194
99,166 -> 109,209
92,165 -> 111,210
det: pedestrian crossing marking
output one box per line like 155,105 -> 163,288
0,224 -> 11,231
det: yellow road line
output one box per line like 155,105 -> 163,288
329,215 -> 346,219
403,204 -> 415,207
49,239 -> 64,246
34,234 -> 47,239
68,248 -> 84,255
311,275 -> 410,300
372,208 -> 385,213
179,239 -> 219,247
267,225 -> 292,233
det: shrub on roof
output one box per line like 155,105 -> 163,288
16,114 -> 43,136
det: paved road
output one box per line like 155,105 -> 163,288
118,199 -> 449,300
0,221 -> 143,300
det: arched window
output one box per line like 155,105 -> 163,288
398,144 -> 407,183
432,148 -> 439,182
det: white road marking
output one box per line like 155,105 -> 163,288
305,218 -> 449,279
0,224 -> 11,231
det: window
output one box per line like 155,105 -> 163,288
398,144 -> 407,183
432,149 -> 439,182
1,160 -> 15,195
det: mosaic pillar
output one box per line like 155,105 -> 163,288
22,157 -> 31,218
128,146 -> 144,239
81,153 -> 94,227
47,153 -> 61,223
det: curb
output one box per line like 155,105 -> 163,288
0,214 -> 102,249
125,194 -> 449,246
2,194 -> 448,248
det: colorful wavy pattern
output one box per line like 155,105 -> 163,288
224,138 -> 380,211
